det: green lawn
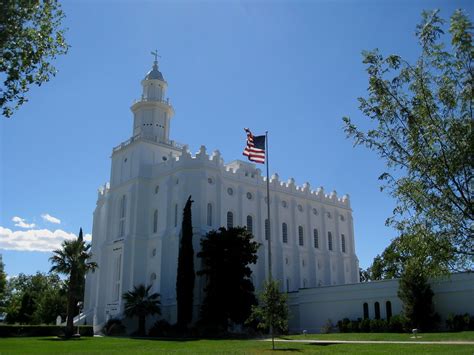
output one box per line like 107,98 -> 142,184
283,331 -> 474,341
0,334 -> 473,354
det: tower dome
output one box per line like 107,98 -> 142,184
145,61 -> 164,81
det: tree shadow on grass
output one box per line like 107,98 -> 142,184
39,337 -> 88,341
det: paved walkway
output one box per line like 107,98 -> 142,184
263,339 -> 474,345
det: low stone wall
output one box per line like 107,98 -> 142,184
288,272 -> 474,333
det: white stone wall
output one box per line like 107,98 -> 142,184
288,273 -> 474,333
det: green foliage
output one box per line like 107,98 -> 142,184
198,227 -> 260,330
3,272 -> 67,325
0,0 -> 69,118
102,318 -> 126,336
337,316 -> 408,333
343,9 -> 473,272
0,324 -> 93,337
176,196 -> 195,329
246,280 -> 288,349
320,319 -> 334,334
369,226 -> 454,281
398,264 -> 439,331
49,228 -> 97,337
123,284 -> 161,336
0,257 -> 6,312
446,313 -> 474,332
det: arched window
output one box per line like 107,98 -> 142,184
363,303 -> 369,319
246,215 -> 253,234
207,203 -> 212,226
303,279 -> 307,288
374,302 -> 381,319
154,185 -> 159,194
298,226 -> 304,246
282,223 -> 288,243
341,234 -> 346,253
227,211 -> 233,229
313,229 -> 319,248
265,219 -> 270,240
174,204 -> 178,227
153,209 -> 158,233
119,195 -> 126,237
328,231 -> 333,251
386,301 -> 392,320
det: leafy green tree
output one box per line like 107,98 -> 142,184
198,227 -> 260,330
343,9 -> 473,271
0,0 -> 69,118
398,263 -> 438,331
369,224 -> 454,281
247,280 -> 288,350
123,284 -> 161,336
3,272 -> 66,324
50,228 -> 97,337
176,195 -> 195,330
0,256 -> 6,312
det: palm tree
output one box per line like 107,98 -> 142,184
50,228 -> 97,338
123,284 -> 161,336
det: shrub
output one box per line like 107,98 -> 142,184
369,319 -> 388,332
348,319 -> 361,333
388,314 -> 407,333
446,313 -> 472,332
148,319 -> 173,337
337,318 -> 351,333
320,319 -> 333,334
360,318 -> 371,332
0,325 -> 93,337
102,318 -> 126,336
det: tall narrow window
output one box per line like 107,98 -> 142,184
114,254 -> 122,301
247,215 -> 253,234
286,278 -> 290,293
386,301 -> 392,320
119,195 -> 126,237
341,234 -> 346,253
207,203 -> 212,226
363,302 -> 369,319
282,223 -> 288,243
374,302 -> 381,319
328,231 -> 333,251
153,209 -> 158,233
298,226 -> 304,246
227,211 -> 233,229
174,204 -> 178,227
313,229 -> 319,248
265,219 -> 270,240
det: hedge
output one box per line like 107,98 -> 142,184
0,325 -> 94,337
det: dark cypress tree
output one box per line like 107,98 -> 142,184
176,195 -> 195,329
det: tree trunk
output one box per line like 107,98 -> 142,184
138,315 -> 146,336
65,273 -> 76,338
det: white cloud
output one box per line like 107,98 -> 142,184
0,226 -> 92,252
41,213 -> 61,224
12,216 -> 36,229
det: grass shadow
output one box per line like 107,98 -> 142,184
39,337 -> 88,341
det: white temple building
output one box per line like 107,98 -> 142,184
83,58 -> 359,328
83,58 -> 474,333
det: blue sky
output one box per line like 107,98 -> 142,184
1,0 -> 471,276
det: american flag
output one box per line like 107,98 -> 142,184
243,128 -> 266,164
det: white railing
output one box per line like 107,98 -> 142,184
112,133 -> 184,153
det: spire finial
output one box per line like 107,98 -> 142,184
151,50 -> 161,65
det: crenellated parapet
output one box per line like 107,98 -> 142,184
97,182 -> 110,200
146,144 -> 351,209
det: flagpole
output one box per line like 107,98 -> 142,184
265,131 -> 272,281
